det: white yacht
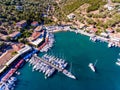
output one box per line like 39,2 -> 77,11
108,43 -> 112,48
88,60 -> 97,72
63,70 -> 76,79
88,63 -> 96,72
116,59 -> 120,66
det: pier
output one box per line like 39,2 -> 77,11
29,54 -> 76,79
33,55 -> 63,72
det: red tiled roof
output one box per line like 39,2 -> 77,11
90,28 -> 98,32
0,49 -> 14,69
31,32 -> 41,40
106,28 -> 114,32
12,43 -> 25,51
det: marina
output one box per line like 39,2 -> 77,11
0,28 -> 120,90
0,0 -> 120,89
14,32 -> 120,90
29,54 -> 76,79
40,32 -> 55,52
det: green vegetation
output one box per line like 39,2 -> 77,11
86,18 -> 96,25
60,0 -> 106,14
95,29 -> 102,35
105,13 -> 120,27
112,0 -> 120,3
62,0 -> 85,14
86,0 -> 106,12
0,42 -> 4,47
0,0 -> 55,27
116,28 -> 120,32
12,51 -> 17,55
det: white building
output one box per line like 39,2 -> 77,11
67,13 -> 75,19
100,32 -> 108,38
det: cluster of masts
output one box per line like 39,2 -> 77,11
40,33 -> 55,52
29,56 -> 55,78
42,54 -> 68,70
29,54 -> 76,79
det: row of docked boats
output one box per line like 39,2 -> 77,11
116,58 -> 120,66
40,32 -> 55,52
108,42 -> 118,48
116,54 -> 120,66
0,77 -> 17,90
42,54 -> 68,70
89,36 -> 118,48
42,54 -> 76,79
29,55 -> 55,78
29,54 -> 76,79
89,36 -> 97,42
0,57 -> 28,90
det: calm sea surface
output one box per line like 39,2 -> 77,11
15,32 -> 120,90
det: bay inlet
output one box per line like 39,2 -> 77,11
15,31 -> 120,90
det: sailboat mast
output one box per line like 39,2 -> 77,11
70,62 -> 72,72
94,60 -> 98,66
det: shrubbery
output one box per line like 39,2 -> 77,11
61,0 -> 107,14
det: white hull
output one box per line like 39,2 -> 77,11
88,63 -> 95,72
116,62 -> 120,66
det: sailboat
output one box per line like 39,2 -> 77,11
88,60 -> 98,72
63,62 -> 76,79
116,58 -> 120,66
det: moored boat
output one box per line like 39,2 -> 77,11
88,60 -> 97,72
88,63 -> 96,72
116,59 -> 120,66
63,70 -> 76,79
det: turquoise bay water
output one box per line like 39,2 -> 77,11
15,32 -> 120,90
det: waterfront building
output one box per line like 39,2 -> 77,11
100,32 -> 109,38
79,23 -> 86,29
0,43 -> 32,73
29,31 -> 42,41
28,31 -> 44,47
12,43 -> 25,52
109,33 -> 120,42
89,28 -> 98,34
29,36 -> 44,47
0,49 -> 16,73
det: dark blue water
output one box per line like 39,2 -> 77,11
15,32 -> 120,90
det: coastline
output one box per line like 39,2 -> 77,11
15,31 -> 120,90
50,26 -> 109,43
48,25 -> 120,48
0,25 -> 119,90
